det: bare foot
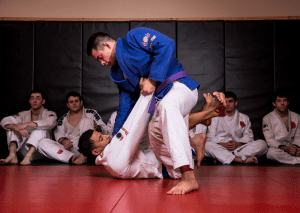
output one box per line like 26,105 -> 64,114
167,170 -> 199,195
244,156 -> 258,164
73,154 -> 87,164
20,156 -> 32,165
0,154 -> 18,164
189,133 -> 207,168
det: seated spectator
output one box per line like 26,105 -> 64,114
0,89 -> 57,165
205,91 -> 268,164
263,91 -> 300,164
38,91 -> 109,164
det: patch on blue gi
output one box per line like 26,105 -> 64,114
142,33 -> 150,46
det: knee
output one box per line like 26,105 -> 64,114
266,148 -> 278,159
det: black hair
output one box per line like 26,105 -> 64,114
65,91 -> 83,103
30,89 -> 46,100
78,129 -> 95,158
86,32 -> 113,56
224,91 -> 237,102
272,90 -> 290,103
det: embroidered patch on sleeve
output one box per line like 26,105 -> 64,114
240,121 -> 245,128
57,149 -> 63,154
142,33 -> 150,46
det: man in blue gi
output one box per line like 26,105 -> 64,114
87,27 -> 225,194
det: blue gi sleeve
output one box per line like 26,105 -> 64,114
113,87 -> 139,136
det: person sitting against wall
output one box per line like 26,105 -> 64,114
263,91 -> 300,164
205,91 -> 268,164
38,91 -> 110,164
0,89 -> 57,165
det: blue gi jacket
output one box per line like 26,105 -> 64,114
110,27 -> 200,136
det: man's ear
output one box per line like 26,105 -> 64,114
272,102 -> 276,107
42,99 -> 46,105
92,149 -> 100,156
235,101 -> 238,106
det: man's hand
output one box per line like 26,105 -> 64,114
18,129 -> 29,138
139,78 -> 156,96
283,144 -> 300,157
93,120 -> 102,133
61,139 -> 74,150
219,140 -> 243,151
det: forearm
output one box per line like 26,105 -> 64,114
189,108 -> 217,129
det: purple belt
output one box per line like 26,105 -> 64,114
148,70 -> 189,115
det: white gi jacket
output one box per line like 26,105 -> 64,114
1,107 -> 57,138
263,109 -> 300,148
207,110 -> 254,144
54,107 -> 109,143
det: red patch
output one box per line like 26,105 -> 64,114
240,121 -> 245,128
291,122 -> 296,129
57,149 -> 63,154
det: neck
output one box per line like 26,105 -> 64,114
31,107 -> 42,116
70,107 -> 83,115
226,109 -> 235,117
275,108 -> 288,118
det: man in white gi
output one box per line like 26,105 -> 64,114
78,91 -> 226,194
0,89 -> 57,165
205,91 -> 268,164
38,91 -> 109,164
263,91 -> 300,164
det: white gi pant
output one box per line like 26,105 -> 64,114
267,142 -> 300,164
148,82 -> 198,179
97,94 -> 162,179
38,118 -> 94,163
205,140 -> 268,164
6,129 -> 47,160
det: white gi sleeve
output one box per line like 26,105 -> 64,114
262,115 -> 282,148
34,110 -> 57,130
85,109 -> 110,135
54,114 -> 68,142
0,114 -> 23,130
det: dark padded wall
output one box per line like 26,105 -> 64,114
35,22 -> 83,118
225,21 -> 274,139
1,20 -> 300,158
82,22 -> 129,122
177,21 -> 225,111
0,22 -> 34,158
274,20 -> 300,114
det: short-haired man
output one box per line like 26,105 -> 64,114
0,89 -> 57,165
205,91 -> 268,164
79,91 -> 225,194
263,91 -> 300,164
38,91 -> 109,164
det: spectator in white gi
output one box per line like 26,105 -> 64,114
205,91 -> 268,164
38,91 -> 109,164
263,91 -> 300,164
0,89 -> 57,165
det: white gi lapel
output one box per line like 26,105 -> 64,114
219,109 -> 239,139
273,109 -> 290,142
